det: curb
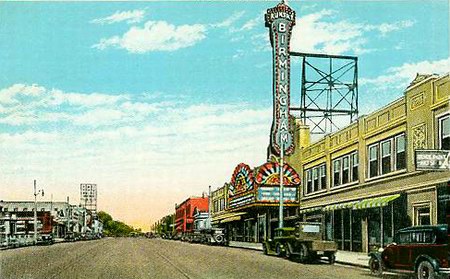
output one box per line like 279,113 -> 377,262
335,260 -> 368,269
228,244 -> 369,268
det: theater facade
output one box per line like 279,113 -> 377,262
211,162 -> 301,243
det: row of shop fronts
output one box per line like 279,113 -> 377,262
153,1 -> 449,254
209,73 -> 449,253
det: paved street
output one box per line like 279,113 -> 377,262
0,238 -> 373,279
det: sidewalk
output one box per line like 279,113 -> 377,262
228,241 -> 369,268
335,250 -> 369,268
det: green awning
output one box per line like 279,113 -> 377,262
299,207 -> 322,214
353,194 -> 400,210
323,201 -> 359,212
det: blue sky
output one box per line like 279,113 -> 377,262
0,1 -> 448,229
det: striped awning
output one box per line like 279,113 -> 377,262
353,194 -> 400,210
323,201 -> 359,212
299,207 -> 322,214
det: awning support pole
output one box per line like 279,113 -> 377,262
380,206 -> 384,248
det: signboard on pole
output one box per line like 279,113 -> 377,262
265,2 -> 296,156
415,150 -> 450,171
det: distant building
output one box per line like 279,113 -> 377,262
175,196 -> 209,235
0,201 -> 70,238
0,200 -> 100,240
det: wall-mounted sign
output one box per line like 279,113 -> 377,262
415,150 -> 450,171
265,2 -> 296,156
255,162 -> 301,185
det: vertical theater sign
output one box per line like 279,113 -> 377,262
265,1 -> 296,156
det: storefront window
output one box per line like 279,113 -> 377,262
383,205 -> 394,246
325,212 -> 333,241
368,208 -> 381,250
439,115 -> 449,150
333,210 -> 343,249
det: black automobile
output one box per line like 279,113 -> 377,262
39,234 -> 54,245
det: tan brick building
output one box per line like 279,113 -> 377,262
286,73 -> 450,253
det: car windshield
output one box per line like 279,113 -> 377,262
301,224 -> 320,233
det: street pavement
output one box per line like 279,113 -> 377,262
0,238 -> 373,279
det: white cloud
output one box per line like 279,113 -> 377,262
288,10 -> 415,55
90,9 -> 145,25
369,20 -> 415,37
360,57 -> 450,91
211,11 -> 245,28
93,21 -> 207,53
0,84 -> 45,105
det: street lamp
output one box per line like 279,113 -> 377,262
33,179 -> 44,244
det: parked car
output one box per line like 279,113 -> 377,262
369,224 -> 450,279
38,234 -> 54,245
263,222 -> 337,263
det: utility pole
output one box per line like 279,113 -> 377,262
33,180 -> 44,244
207,185 -> 212,230
67,196 -> 70,238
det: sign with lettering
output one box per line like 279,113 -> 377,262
415,150 -> 450,171
265,2 -> 296,155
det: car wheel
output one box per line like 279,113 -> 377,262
285,243 -> 292,259
369,256 -> 382,276
214,234 -> 224,243
298,244 -> 309,262
276,243 -> 285,257
263,243 -> 268,255
417,261 -> 437,279
328,253 -> 336,265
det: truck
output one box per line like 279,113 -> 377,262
263,222 -> 337,264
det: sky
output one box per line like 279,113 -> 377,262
0,0 -> 449,230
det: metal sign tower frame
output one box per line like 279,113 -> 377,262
290,52 -> 359,134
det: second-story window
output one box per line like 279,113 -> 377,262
304,163 -> 326,195
381,140 -> 392,175
439,115 -> 449,150
313,168 -> 319,192
368,133 -> 406,179
342,156 -> 350,184
352,153 -> 359,181
369,145 -> 379,178
333,160 -> 341,186
395,134 -> 406,170
332,151 -> 359,187
320,165 -> 326,189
